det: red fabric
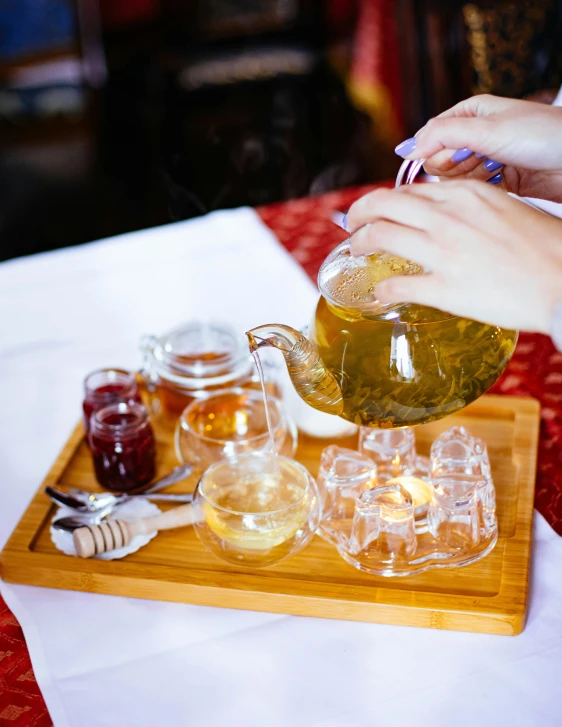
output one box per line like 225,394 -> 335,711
326,0 -> 405,138
2,183 -> 562,723
349,0 -> 404,133
0,597 -> 52,726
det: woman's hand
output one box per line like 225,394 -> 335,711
346,181 -> 562,333
394,95 -> 562,203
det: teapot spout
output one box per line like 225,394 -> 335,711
246,324 -> 344,416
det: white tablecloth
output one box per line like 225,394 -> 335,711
1,208 -> 562,727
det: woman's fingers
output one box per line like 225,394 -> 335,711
376,273 -> 447,310
346,187 -> 445,234
433,94 -> 516,120
396,97 -> 562,174
388,178 -> 507,217
406,95 -> 518,171
342,162 -> 562,334
422,151 -> 504,182
346,180 -> 515,268
350,220 -> 441,268
422,148 -> 484,177
395,115 -> 498,161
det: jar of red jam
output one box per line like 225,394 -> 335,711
140,322 -> 281,419
82,368 -> 142,433
88,402 -> 156,492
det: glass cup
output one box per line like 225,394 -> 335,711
427,426 -> 497,549
358,428 -> 429,483
175,388 -> 297,471
192,452 -> 321,567
350,482 -> 417,561
316,446 -> 377,549
427,475 -> 488,550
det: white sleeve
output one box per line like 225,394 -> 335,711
518,84 -> 562,217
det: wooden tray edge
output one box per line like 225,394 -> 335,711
0,552 -> 523,636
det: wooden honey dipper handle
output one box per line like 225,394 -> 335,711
73,503 -> 198,558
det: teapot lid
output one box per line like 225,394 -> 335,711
319,159 -> 427,316
318,242 -> 423,317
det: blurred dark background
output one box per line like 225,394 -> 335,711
1,0 -> 561,262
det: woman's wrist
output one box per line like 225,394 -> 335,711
536,247 -> 562,338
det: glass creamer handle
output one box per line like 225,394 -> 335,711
139,335 -> 158,380
138,334 -> 160,414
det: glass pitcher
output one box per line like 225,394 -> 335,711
247,162 -> 518,429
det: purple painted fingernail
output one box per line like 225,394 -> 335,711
451,147 -> 473,163
475,153 -> 485,158
487,172 -> 502,185
484,158 -> 503,172
395,137 -> 417,157
341,213 -> 348,230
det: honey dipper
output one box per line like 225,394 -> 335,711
73,503 -> 199,558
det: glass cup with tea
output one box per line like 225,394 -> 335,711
192,451 -> 321,567
175,388 -> 297,471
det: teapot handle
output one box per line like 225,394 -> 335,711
395,158 -> 425,188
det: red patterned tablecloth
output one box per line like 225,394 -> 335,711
2,184 -> 562,725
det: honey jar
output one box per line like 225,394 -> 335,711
140,322 -> 280,419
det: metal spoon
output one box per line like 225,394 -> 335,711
45,485 -> 193,511
69,487 -> 193,505
44,464 -> 194,513
52,511 -> 111,532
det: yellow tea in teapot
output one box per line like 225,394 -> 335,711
311,297 -> 517,429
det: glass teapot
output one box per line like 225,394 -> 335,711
247,162 -> 518,429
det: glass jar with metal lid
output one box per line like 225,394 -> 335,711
141,321 -> 280,420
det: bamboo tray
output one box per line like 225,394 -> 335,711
0,394 -> 539,636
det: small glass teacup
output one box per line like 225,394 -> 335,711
175,388 -> 297,471
192,451 -> 321,567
